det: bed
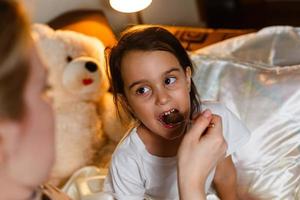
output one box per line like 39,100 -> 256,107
47,10 -> 300,200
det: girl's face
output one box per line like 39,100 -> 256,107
121,50 -> 191,140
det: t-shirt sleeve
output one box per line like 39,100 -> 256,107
202,102 -> 251,156
220,103 -> 251,156
103,150 -> 145,200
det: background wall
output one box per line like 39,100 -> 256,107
23,0 -> 204,35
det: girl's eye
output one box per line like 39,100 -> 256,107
136,87 -> 150,95
165,77 -> 176,85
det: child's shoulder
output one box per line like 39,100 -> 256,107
202,101 -> 251,154
201,100 -> 228,116
111,127 -> 142,162
108,128 -> 145,179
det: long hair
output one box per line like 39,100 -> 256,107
106,26 -> 201,122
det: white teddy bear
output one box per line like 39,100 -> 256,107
32,24 -> 126,186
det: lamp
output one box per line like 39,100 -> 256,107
109,0 -> 152,24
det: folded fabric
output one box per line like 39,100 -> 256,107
190,26 -> 300,200
62,166 -> 114,200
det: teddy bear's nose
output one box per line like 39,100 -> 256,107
85,61 -> 98,72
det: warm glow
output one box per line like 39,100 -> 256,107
109,0 -> 152,13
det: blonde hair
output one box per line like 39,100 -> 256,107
0,0 -> 30,120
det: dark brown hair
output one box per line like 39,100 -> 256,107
107,26 -> 201,122
0,0 -> 30,120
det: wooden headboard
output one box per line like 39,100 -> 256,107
48,9 -> 117,48
47,9 -> 253,51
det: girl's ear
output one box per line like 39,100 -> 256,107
0,119 -> 22,165
185,66 -> 192,91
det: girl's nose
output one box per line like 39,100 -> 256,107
155,88 -> 170,105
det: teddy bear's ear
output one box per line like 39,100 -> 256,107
31,23 -> 54,41
31,24 -> 56,70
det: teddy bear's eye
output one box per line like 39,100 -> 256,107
66,56 -> 73,62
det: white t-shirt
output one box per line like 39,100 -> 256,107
104,102 -> 250,200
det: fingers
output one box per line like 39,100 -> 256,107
42,183 -> 60,192
206,114 -> 222,134
41,184 -> 72,200
184,109 -> 227,159
187,109 -> 213,139
204,115 -> 227,159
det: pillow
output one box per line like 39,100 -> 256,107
190,26 -> 300,199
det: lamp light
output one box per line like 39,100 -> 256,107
109,0 -> 152,13
109,0 -> 152,23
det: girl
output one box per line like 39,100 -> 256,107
104,26 -> 250,199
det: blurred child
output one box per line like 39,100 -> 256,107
0,1 -> 70,199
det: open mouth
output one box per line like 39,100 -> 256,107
159,108 -> 184,127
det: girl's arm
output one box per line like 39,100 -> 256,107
213,156 -> 238,200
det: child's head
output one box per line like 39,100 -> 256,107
108,26 -> 200,138
0,1 -> 55,198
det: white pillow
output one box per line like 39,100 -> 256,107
191,26 -> 300,199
